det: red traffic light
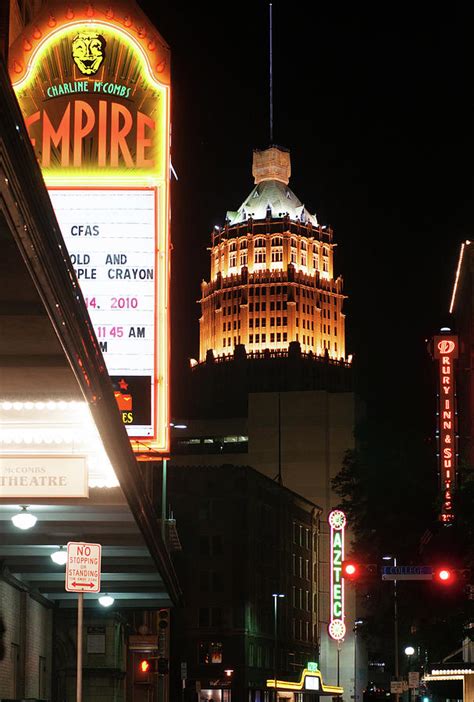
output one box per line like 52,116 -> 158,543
342,561 -> 359,580
434,567 -> 455,585
139,659 -> 150,673
135,656 -> 152,684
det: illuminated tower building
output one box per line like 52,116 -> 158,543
175,146 -> 358,701
199,146 -> 347,361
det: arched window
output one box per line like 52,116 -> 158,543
271,237 -> 283,263
290,238 -> 297,264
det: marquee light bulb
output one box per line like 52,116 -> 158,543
98,594 -> 115,607
50,547 -> 67,565
11,506 -> 37,530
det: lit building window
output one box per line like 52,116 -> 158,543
271,236 -> 283,263
199,641 -> 223,664
290,238 -> 297,264
240,250 -> 248,266
229,252 -> 237,267
254,250 -> 266,264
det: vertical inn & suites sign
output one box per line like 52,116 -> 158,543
9,1 -> 170,453
433,334 -> 458,524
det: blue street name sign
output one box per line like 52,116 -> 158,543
382,566 -> 433,581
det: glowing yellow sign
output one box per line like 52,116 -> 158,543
10,2 -> 170,454
267,667 -> 343,695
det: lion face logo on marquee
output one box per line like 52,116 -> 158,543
72,32 -> 106,75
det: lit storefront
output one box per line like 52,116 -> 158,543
266,664 -> 343,701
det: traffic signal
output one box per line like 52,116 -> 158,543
135,656 -> 152,683
434,566 -> 456,585
157,656 -> 169,675
342,561 -> 378,581
342,560 -> 360,580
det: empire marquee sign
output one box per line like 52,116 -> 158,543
9,1 -> 171,453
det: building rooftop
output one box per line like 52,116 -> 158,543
226,146 -> 319,227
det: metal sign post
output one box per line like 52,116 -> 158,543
66,542 -> 102,702
77,592 -> 83,702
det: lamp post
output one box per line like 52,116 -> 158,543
353,619 -> 364,702
383,555 -> 399,702
404,646 -> 415,702
272,593 -> 285,702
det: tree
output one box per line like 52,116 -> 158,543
332,419 -> 473,668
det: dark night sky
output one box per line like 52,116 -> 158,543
139,3 -> 473,424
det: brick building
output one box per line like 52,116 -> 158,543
166,464 -> 322,701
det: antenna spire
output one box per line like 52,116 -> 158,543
269,3 -> 273,145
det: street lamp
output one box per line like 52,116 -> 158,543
272,593 -> 285,702
353,619 -> 364,702
404,646 -> 415,702
383,555 -> 399,702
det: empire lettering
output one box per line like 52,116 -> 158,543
25,99 -> 155,168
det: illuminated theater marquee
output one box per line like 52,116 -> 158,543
10,2 -> 170,453
433,335 -> 458,524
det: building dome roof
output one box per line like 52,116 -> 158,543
225,146 -> 319,227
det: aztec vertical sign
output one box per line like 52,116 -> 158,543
433,334 -> 458,524
9,1 -> 170,453
328,509 -> 346,640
